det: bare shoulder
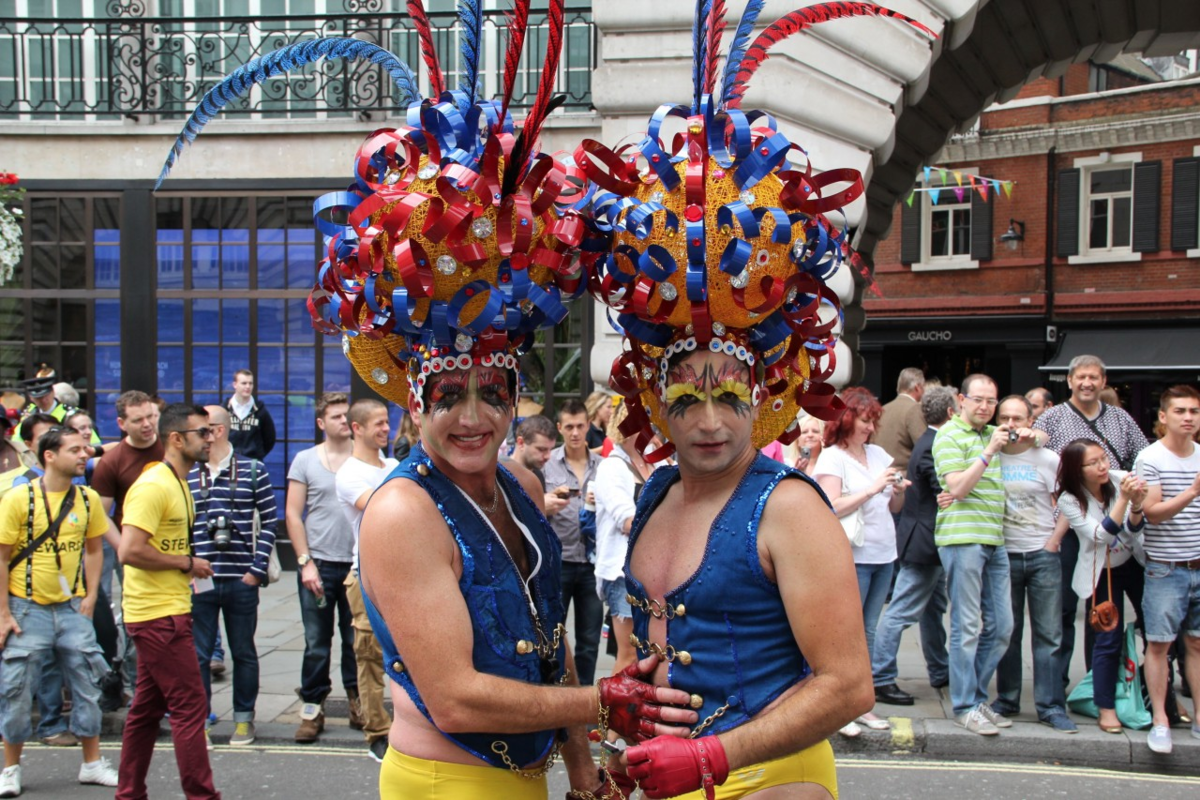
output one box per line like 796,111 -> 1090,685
502,460 -> 546,513
758,475 -> 846,582
360,477 -> 455,568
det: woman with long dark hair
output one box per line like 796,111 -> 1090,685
1056,438 -> 1147,733
814,386 -> 907,736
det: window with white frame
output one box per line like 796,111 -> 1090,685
1085,166 -> 1133,252
928,202 -> 971,259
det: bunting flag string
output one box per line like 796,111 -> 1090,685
908,171 -> 1016,203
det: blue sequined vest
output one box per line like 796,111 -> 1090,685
624,454 -> 829,735
360,443 -> 567,768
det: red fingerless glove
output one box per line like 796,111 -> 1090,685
597,662 -> 663,743
625,735 -> 729,800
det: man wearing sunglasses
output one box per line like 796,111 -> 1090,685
932,374 -> 1016,737
115,405 -> 220,800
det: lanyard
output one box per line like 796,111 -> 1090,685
23,480 -> 87,600
168,464 -> 196,556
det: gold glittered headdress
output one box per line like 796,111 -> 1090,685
578,1 -> 934,458
156,1 -> 600,412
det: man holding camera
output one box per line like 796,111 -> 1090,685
543,399 -> 603,688
991,395 -> 1076,733
187,406 -> 278,747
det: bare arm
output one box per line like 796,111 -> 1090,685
100,496 -> 115,517
103,517 -> 121,551
816,472 -> 894,517
1142,472 -> 1200,525
715,479 -> 874,769
358,478 -> 692,736
944,427 -> 1009,500
0,543 -> 19,646
119,524 -> 212,578
79,536 -> 104,618
286,479 -> 323,595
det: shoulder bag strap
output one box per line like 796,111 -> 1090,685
1069,403 -> 1128,470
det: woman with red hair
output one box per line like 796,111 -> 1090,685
814,386 -> 909,736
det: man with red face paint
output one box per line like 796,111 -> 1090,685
357,361 -> 699,799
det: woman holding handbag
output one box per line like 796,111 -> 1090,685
1056,438 -> 1148,733
814,387 -> 908,736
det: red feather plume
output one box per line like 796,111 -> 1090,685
725,2 -> 936,108
702,0 -> 728,98
499,0 -> 532,121
517,0 -> 565,156
407,0 -> 446,98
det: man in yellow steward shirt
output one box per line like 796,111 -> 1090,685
0,426 -> 119,796
115,404 -> 220,800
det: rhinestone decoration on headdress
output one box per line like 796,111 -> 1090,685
155,0 -> 601,411
578,1 -> 935,457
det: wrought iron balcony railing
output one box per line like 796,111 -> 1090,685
0,6 -> 594,121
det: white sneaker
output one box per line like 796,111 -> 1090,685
978,703 -> 1013,728
955,707 -> 999,736
78,757 -> 119,787
837,721 -> 862,738
1147,724 -> 1173,754
0,764 -> 20,797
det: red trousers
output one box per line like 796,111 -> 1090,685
116,614 -> 220,800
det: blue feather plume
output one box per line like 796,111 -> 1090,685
721,0 -> 766,106
457,0 -> 484,104
692,0 -> 713,112
156,38 -> 421,189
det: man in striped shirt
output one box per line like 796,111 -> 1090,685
187,405 -> 278,747
932,373 -> 1015,736
1137,384 -> 1200,754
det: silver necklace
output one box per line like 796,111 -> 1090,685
480,481 -> 500,514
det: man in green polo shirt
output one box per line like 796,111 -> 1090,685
932,373 -> 1015,737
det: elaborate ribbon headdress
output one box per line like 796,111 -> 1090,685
578,1 -> 934,458
157,0 -> 598,411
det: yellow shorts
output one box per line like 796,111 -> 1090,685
379,745 -> 548,800
670,739 -> 837,800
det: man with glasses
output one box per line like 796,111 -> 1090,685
933,374 -> 1014,736
115,405 -> 220,800
187,406 -> 278,747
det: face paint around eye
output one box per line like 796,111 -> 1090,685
430,371 -> 471,411
712,378 -> 753,417
664,382 -> 707,418
475,368 -> 512,409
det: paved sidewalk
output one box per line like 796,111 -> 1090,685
105,571 -> 1199,773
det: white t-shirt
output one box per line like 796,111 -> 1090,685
336,454 -> 399,568
1136,439 -> 1200,561
813,444 -> 897,564
593,448 -> 640,584
998,447 -> 1060,552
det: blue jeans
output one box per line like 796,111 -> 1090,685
1142,559 -> 1200,641
856,562 -> 895,663
560,560 -> 603,687
298,559 -> 357,704
34,659 -> 66,739
995,549 -> 1065,718
0,597 -> 107,744
192,578 -> 260,722
939,543 -> 1014,717
872,562 -> 949,686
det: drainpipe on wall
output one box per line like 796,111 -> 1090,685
1045,145 -> 1056,330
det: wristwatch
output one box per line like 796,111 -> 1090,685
297,554 -> 313,567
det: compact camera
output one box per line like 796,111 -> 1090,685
800,446 -> 812,460
1008,430 -> 1020,444
892,472 -> 905,486
207,514 -> 233,551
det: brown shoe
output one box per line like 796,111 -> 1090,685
41,731 -> 79,747
295,703 -> 325,743
347,688 -> 365,731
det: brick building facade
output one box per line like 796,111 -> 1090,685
863,59 -> 1200,432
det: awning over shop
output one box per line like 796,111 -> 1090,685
1040,328 -> 1200,372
